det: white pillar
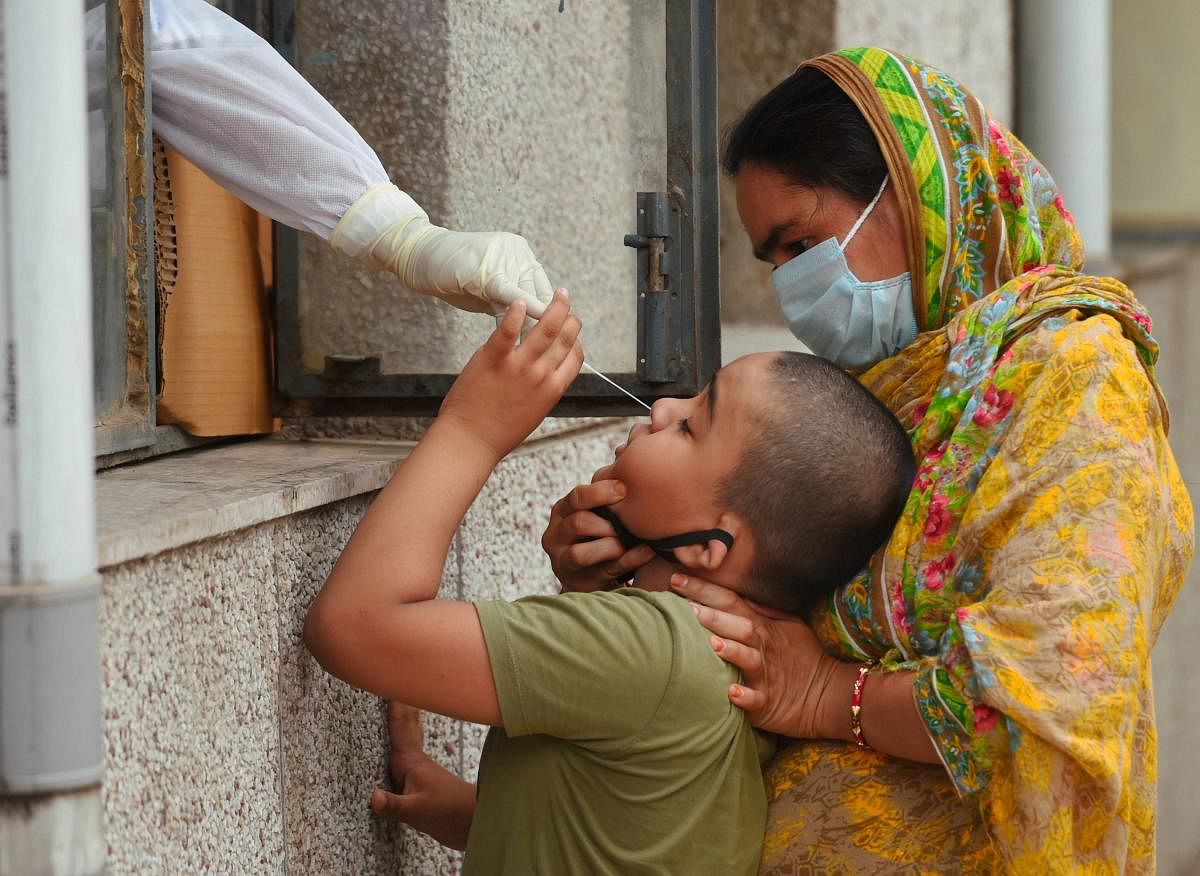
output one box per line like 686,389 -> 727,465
1017,0 -> 1111,268
0,0 -> 105,871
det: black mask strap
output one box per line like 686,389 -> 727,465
592,505 -> 734,565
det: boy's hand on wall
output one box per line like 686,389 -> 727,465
437,289 -> 583,461
371,701 -> 476,851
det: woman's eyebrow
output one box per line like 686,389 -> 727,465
752,223 -> 794,262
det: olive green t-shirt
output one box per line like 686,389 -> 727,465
468,589 -> 771,875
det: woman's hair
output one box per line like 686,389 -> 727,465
721,66 -> 887,204
718,352 -> 915,615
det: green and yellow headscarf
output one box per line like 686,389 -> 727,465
803,46 -> 1087,332
791,48 -> 1191,873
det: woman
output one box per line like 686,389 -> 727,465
544,48 -> 1193,872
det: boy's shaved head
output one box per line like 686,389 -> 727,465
718,352 -> 914,614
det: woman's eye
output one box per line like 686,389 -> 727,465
788,239 -> 810,257
677,418 -> 691,435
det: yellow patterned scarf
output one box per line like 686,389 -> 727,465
800,48 -> 1194,872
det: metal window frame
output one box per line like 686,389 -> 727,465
92,0 -> 157,456
269,0 -> 719,418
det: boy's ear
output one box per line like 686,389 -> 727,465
671,512 -> 744,573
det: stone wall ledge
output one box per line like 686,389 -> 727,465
96,438 -> 415,569
95,419 -> 626,571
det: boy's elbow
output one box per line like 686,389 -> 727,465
303,592 -> 344,670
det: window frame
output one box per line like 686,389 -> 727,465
92,0 -> 721,467
92,0 -> 157,456
268,0 -> 721,418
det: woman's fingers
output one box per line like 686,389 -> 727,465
563,536 -> 625,570
604,545 -> 655,579
554,480 -> 626,517
728,683 -> 768,714
672,574 -> 756,619
552,339 -> 585,389
690,603 -> 757,645
709,635 -> 764,676
562,539 -> 654,576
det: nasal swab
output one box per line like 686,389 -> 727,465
519,311 -> 651,412
582,361 -> 652,411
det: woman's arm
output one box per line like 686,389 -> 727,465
677,574 -> 938,763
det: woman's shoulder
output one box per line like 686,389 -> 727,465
1013,309 -> 1145,372
1005,310 -> 1163,420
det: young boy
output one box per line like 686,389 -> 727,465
304,291 -> 914,874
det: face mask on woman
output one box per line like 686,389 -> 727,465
771,175 -> 919,371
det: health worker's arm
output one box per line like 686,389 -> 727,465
144,0 -> 389,239
303,293 -> 583,725
88,0 -> 553,316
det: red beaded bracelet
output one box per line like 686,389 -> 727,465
851,663 -> 872,748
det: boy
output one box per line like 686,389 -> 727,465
304,290 -> 914,873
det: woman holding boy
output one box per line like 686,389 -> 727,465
547,48 -> 1193,872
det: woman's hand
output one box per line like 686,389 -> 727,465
672,574 -> 842,739
542,476 -> 656,592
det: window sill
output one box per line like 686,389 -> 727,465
94,416 -> 630,570
96,437 -> 414,569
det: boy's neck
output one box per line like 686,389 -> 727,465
631,558 -> 676,592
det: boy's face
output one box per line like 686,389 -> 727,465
606,353 -> 778,583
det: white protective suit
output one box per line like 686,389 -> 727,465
85,0 -> 552,318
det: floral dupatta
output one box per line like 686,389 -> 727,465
803,49 -> 1193,871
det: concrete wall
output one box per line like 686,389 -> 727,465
293,0 -> 659,375
718,0 -> 1013,326
98,424 -> 627,874
1111,0 -> 1200,226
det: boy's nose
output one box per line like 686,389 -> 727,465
649,396 -> 684,432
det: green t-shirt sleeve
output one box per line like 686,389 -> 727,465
474,590 -> 678,744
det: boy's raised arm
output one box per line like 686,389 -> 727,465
303,292 -> 584,725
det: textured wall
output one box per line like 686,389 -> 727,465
99,423 -> 627,874
294,1 -> 654,374
1111,0 -> 1200,225
716,0 -> 835,327
833,1 -> 1013,124
717,0 -> 1014,327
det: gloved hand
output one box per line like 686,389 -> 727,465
331,182 -> 554,318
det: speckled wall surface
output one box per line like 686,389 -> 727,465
717,0 -> 1014,328
293,1 -> 652,375
99,423 -> 627,874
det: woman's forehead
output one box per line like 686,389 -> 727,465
736,168 -> 834,241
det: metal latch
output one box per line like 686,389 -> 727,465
624,191 -> 676,383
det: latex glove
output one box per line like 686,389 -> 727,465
332,182 -> 554,318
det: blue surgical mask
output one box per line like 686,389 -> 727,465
771,175 -> 919,371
